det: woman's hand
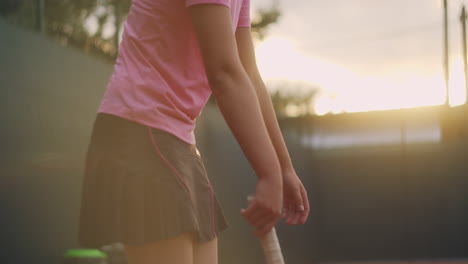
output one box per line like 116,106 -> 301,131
241,176 -> 283,237
282,169 -> 310,225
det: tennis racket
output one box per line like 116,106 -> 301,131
247,196 -> 285,264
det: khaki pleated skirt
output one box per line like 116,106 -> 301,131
78,113 -> 228,248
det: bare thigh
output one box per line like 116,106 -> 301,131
193,237 -> 218,264
124,232 -> 196,264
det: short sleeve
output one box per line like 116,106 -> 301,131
237,0 -> 250,28
185,0 -> 230,8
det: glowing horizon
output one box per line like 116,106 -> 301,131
255,36 -> 467,116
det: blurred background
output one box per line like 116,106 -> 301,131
1,0 -> 467,263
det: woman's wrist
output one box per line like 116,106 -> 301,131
282,166 -> 300,185
280,162 -> 295,176
274,147 -> 294,176
255,166 -> 283,181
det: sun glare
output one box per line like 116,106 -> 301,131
448,57 -> 467,107
255,37 -> 468,116
255,36 -> 319,84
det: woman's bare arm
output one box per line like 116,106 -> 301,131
235,28 -> 310,225
188,4 -> 283,236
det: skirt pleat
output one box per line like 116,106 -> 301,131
78,113 -> 228,248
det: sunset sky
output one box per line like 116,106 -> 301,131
86,0 -> 468,115
251,0 -> 468,115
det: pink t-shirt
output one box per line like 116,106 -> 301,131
97,0 -> 251,144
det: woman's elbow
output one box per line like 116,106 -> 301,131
205,62 -> 244,94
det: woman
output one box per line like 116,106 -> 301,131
78,0 -> 310,263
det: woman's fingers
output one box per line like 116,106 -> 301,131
241,198 -> 281,234
240,201 -> 259,221
245,208 -> 269,227
282,203 -> 290,219
242,189 -> 309,234
299,185 -> 310,224
293,188 -> 305,211
286,186 -> 310,225
285,188 -> 304,225
287,207 -> 303,225
255,216 -> 278,237
253,212 -> 278,236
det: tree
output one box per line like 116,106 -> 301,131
1,0 -> 280,63
2,1 -> 310,109
270,81 -> 318,118
251,5 -> 281,40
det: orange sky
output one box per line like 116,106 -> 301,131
252,0 -> 468,115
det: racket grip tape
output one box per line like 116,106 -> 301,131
247,196 -> 285,264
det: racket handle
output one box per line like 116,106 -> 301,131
260,227 -> 285,264
247,196 -> 285,264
